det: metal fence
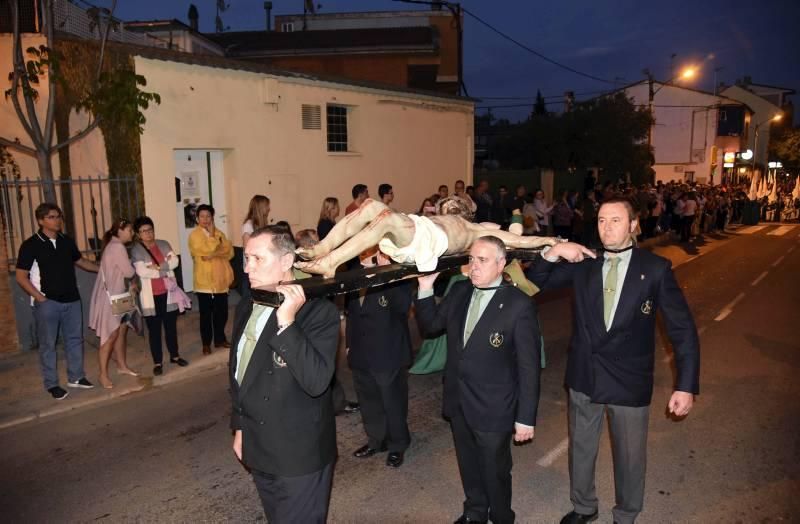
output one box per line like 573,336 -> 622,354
1,176 -> 142,266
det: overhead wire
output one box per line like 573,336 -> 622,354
460,6 -> 624,85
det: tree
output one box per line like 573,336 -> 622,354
2,0 -> 159,204
490,92 -> 653,183
531,89 -> 546,117
769,127 -> 800,170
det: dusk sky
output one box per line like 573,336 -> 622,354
92,0 -> 799,122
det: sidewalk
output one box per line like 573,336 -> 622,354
0,225 -> 751,431
0,306 -> 232,430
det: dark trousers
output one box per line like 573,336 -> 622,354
450,409 -> 514,524
251,461 -> 334,524
196,292 -> 228,346
568,389 -> 649,524
144,293 -> 179,364
680,216 -> 694,242
352,367 -> 410,452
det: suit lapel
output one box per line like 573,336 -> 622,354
230,302 -> 251,385
239,309 -> 278,396
589,257 -> 607,335
457,285 -> 472,349
464,287 -> 506,351
610,249 -> 642,332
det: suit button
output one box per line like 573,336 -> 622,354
259,420 -> 265,425
264,396 -> 269,401
267,370 -> 273,375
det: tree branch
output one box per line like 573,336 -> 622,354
50,118 -> 102,153
43,0 -> 57,148
95,0 -> 118,81
7,0 -> 41,147
0,137 -> 37,156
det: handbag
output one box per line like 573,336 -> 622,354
101,269 -> 137,316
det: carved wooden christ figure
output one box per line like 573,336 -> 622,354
295,197 -> 560,277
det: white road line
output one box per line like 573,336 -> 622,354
739,225 -> 768,235
767,225 -> 796,236
751,271 -> 769,287
714,309 -> 732,322
714,292 -> 746,322
698,326 -> 708,335
537,438 -> 569,467
772,255 -> 785,267
789,246 -> 796,254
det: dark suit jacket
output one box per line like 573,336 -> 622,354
415,280 -> 541,431
526,248 -> 700,407
346,281 -> 413,372
229,297 -> 340,477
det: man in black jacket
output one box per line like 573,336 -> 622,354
230,226 -> 340,523
526,197 -> 700,524
416,235 -> 541,524
347,251 -> 414,467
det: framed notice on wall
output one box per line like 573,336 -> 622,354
181,170 -> 200,198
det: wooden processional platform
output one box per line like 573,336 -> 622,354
250,248 -> 544,307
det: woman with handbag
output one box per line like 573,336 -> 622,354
189,204 -> 234,355
88,219 -> 138,389
132,216 -> 191,377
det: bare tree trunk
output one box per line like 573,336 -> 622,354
36,150 -> 57,204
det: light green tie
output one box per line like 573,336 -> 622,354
603,257 -> 620,329
237,304 -> 268,384
464,289 -> 484,344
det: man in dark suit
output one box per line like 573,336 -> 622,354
230,226 -> 340,523
526,197 -> 700,524
416,235 -> 541,524
347,250 -> 414,467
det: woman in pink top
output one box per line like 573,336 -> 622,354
89,219 -> 137,389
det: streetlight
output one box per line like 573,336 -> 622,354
752,113 -> 783,174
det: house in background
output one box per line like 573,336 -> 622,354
622,81 -> 752,184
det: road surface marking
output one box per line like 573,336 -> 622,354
771,255 -> 785,267
537,438 -> 569,467
698,326 -> 708,335
788,246 -> 795,254
767,225 -> 796,236
738,225 -> 768,235
673,255 -> 700,269
751,271 -> 769,286
715,292 -> 746,321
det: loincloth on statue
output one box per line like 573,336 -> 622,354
378,214 -> 449,272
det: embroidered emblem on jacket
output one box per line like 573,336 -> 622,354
273,352 -> 288,368
641,299 -> 653,315
489,332 -> 504,348
378,295 -> 388,307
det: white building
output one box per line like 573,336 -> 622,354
623,81 -> 751,184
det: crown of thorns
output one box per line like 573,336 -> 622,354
436,196 -> 474,221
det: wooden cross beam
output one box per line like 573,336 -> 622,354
250,248 -> 544,307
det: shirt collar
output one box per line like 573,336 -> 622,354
604,245 -> 634,264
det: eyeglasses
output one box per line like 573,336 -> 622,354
138,227 -> 154,234
44,214 -> 62,220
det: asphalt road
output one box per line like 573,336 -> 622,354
1,225 -> 799,523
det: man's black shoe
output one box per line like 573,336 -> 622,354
353,443 -> 387,458
343,401 -> 360,414
153,364 -> 163,376
453,515 -> 487,524
560,510 -> 599,524
170,357 -> 189,367
48,386 -> 69,400
386,451 -> 404,468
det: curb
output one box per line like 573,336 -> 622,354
0,351 -> 230,431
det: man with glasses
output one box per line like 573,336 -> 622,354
16,203 -> 99,400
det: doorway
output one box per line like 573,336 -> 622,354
174,150 -> 227,292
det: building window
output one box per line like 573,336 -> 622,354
326,105 -> 348,152
281,22 -> 294,32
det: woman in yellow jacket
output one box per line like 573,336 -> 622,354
189,204 -> 234,355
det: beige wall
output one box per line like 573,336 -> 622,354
135,56 -> 474,251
